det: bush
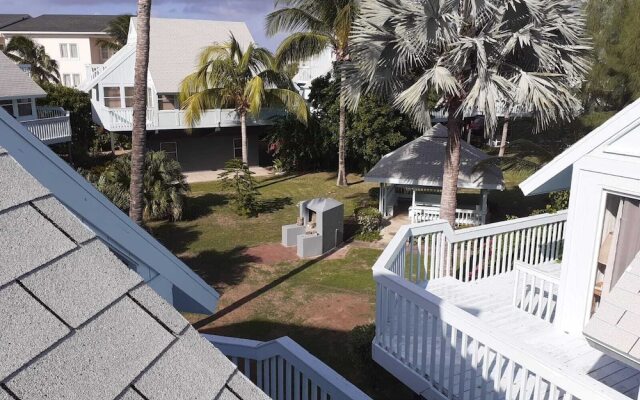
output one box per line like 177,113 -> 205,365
532,191 -> 570,215
356,207 -> 382,233
220,159 -> 260,217
347,323 -> 376,368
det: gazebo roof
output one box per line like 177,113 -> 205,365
365,124 -> 505,190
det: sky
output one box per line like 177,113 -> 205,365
0,0 -> 287,50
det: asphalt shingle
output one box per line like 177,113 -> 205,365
218,388 -> 241,400
0,146 -> 6,155
6,298 -> 174,399
21,241 -> 142,327
0,155 -> 49,212
32,196 -> 95,243
227,370 -> 271,400
118,388 -> 146,400
129,284 -> 188,334
0,205 -> 76,286
0,388 -> 13,400
135,328 -> 236,400
0,283 -> 69,381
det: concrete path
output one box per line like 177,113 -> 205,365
184,167 -> 272,184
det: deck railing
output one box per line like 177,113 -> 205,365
512,261 -> 561,323
85,64 -> 107,82
389,211 -> 567,284
20,107 -> 72,144
204,335 -> 371,400
371,215 -> 630,400
409,205 -> 485,227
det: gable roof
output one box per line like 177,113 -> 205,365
0,52 -> 46,99
365,124 -> 504,190
584,253 -> 640,369
139,17 -> 254,93
0,14 -> 117,34
0,141 -> 266,399
0,14 -> 30,29
0,109 -> 219,314
520,98 -> 640,196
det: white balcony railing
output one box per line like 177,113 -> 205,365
371,212 -> 631,400
512,260 -> 561,323
204,335 -> 371,400
409,205 -> 486,227
20,106 -> 72,145
85,64 -> 107,82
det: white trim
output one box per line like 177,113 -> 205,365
364,176 -> 504,190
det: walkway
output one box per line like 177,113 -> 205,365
184,167 -> 272,184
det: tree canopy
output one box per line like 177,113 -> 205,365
4,36 -> 60,84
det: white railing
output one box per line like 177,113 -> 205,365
388,211 -> 567,284
85,64 -> 107,82
373,269 -> 629,400
512,261 -> 561,323
409,205 -> 485,227
204,335 -> 371,400
20,107 -> 72,144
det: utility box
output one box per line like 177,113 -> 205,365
281,198 -> 344,257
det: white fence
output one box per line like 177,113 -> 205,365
371,213 -> 631,400
21,107 -> 72,144
204,335 -> 371,400
512,261 -> 561,323
409,205 -> 485,227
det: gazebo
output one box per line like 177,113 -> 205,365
365,124 -> 504,226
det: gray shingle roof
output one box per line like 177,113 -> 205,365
0,146 -> 266,398
0,14 -> 117,33
584,253 -> 640,367
0,15 -> 30,29
0,52 -> 46,99
365,123 -> 505,190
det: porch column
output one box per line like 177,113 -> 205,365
379,183 -> 385,215
412,189 -> 416,208
480,189 -> 489,224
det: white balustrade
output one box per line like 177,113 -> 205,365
85,64 -> 107,81
512,261 -> 561,323
409,205 -> 485,227
392,211 -> 567,284
204,335 -> 371,400
20,107 -> 72,144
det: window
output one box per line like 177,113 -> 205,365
63,74 -> 72,87
0,100 -> 14,117
103,87 -> 121,108
69,43 -> 78,58
72,74 -> 81,87
59,43 -> 68,58
124,87 -> 134,107
100,46 -> 114,61
17,98 -> 32,117
157,94 -> 178,110
60,43 -> 78,58
233,138 -> 242,159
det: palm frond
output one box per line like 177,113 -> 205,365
265,88 -> 309,125
266,7 -> 332,37
274,32 -> 333,68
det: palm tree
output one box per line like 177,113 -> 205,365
266,0 -> 358,187
348,0 -> 590,226
129,0 -> 151,225
97,151 -> 190,221
179,35 -> 308,165
96,14 -> 132,51
4,36 -> 60,84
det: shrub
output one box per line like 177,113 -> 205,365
532,191 -> 570,215
356,207 -> 382,233
219,159 -> 260,217
347,323 -> 376,368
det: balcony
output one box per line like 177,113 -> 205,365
409,204 -> 486,227
204,335 -> 371,400
372,212 -> 640,399
20,106 -> 72,145
91,99 -> 282,132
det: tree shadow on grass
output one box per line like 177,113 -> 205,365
256,196 -> 293,214
149,222 -> 202,255
200,320 -> 415,400
180,246 -> 259,291
256,173 -> 303,190
184,193 -> 230,220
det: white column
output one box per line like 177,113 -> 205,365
480,190 -> 489,224
379,183 -> 385,215
412,189 -> 416,208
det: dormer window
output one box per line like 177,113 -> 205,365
16,98 -> 32,117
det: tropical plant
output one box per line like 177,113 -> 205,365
96,15 -> 132,51
219,159 -> 260,217
179,35 -> 308,165
95,152 -> 189,221
266,0 -> 359,186
347,0 -> 591,226
4,36 -> 60,84
129,0 -> 151,225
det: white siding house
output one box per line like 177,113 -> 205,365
82,17 -> 280,171
292,48 -> 334,99
371,98 -> 640,399
0,15 -> 118,88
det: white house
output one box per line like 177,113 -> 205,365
0,52 -> 71,145
371,98 -> 640,399
82,17 -> 280,172
0,14 -> 30,47
292,48 -> 334,99
0,99 -> 372,400
0,14 -> 118,88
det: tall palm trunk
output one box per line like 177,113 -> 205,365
336,72 -> 348,187
129,0 -> 151,225
440,99 -> 463,227
498,112 -> 510,157
240,111 -> 248,165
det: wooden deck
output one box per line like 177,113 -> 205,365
422,272 -> 640,399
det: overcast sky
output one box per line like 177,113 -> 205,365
0,0 -> 287,50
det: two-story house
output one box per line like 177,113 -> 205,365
371,98 -> 640,399
0,14 -> 30,48
0,52 -> 71,145
0,14 -> 118,88
82,17 -> 279,173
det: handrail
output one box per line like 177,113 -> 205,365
512,261 -> 561,322
373,269 -> 629,400
204,335 -> 372,400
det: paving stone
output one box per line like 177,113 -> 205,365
21,241 -> 142,327
7,298 -> 174,400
